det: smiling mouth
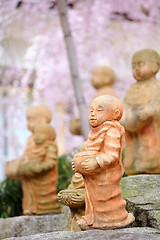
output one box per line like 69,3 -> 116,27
90,118 -> 96,121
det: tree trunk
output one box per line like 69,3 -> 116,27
57,0 -> 90,140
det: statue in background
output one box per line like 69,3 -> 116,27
91,66 -> 117,98
72,95 -> 134,230
69,118 -> 82,136
5,105 -> 61,215
58,143 -> 85,231
120,49 -> 160,175
58,173 -> 85,231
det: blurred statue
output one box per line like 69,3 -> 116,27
91,66 -> 117,98
72,95 -> 134,230
5,105 -> 61,215
58,173 -> 85,231
58,143 -> 85,231
69,118 -> 82,136
120,49 -> 160,175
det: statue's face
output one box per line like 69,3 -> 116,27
132,54 -> 154,82
89,101 -> 112,127
27,113 -> 42,133
34,130 -> 49,145
91,69 -> 112,89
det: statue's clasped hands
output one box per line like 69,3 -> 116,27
80,158 -> 99,173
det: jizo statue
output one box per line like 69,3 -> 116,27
120,49 -> 160,175
5,105 -> 61,215
72,95 -> 134,230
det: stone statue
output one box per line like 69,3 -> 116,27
69,118 -> 82,136
72,95 -> 135,230
120,49 -> 160,175
58,173 -> 85,231
5,105 -> 61,215
91,66 -> 117,98
58,143 -> 86,231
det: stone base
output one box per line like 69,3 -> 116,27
0,206 -> 70,240
120,175 -> 160,230
4,228 -> 160,240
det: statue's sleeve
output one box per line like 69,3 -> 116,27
32,144 -> 58,173
96,127 -> 121,168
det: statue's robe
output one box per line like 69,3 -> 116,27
81,121 -> 134,229
20,140 -> 61,215
122,79 -> 160,175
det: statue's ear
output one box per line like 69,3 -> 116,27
114,109 -> 120,120
152,62 -> 159,74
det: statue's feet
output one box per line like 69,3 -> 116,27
77,218 -> 91,230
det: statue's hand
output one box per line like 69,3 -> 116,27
137,105 -> 154,121
71,191 -> 85,205
57,190 -> 64,203
81,158 -> 99,173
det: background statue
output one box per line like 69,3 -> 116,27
5,105 -> 61,215
58,143 -> 86,231
120,49 -> 160,175
72,95 -> 134,230
19,123 -> 61,215
58,173 -> 85,231
91,66 -> 117,98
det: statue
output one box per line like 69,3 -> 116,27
120,49 -> 160,175
91,66 -> 117,98
58,143 -> 85,231
72,95 -> 135,230
5,105 -> 61,215
69,118 -> 82,136
58,173 -> 85,231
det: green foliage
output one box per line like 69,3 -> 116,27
58,153 -> 74,192
122,148 -> 127,177
0,178 -> 23,218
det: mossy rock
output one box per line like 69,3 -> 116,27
120,175 -> 160,229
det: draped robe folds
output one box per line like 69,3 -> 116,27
21,140 -> 61,215
81,121 -> 134,229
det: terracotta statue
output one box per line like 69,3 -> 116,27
91,66 -> 117,98
19,123 -> 61,215
72,95 -> 135,230
58,172 -> 85,230
120,49 -> 160,175
5,105 -> 61,215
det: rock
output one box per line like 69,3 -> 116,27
3,228 -> 160,240
120,175 -> 160,229
0,206 -> 70,240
